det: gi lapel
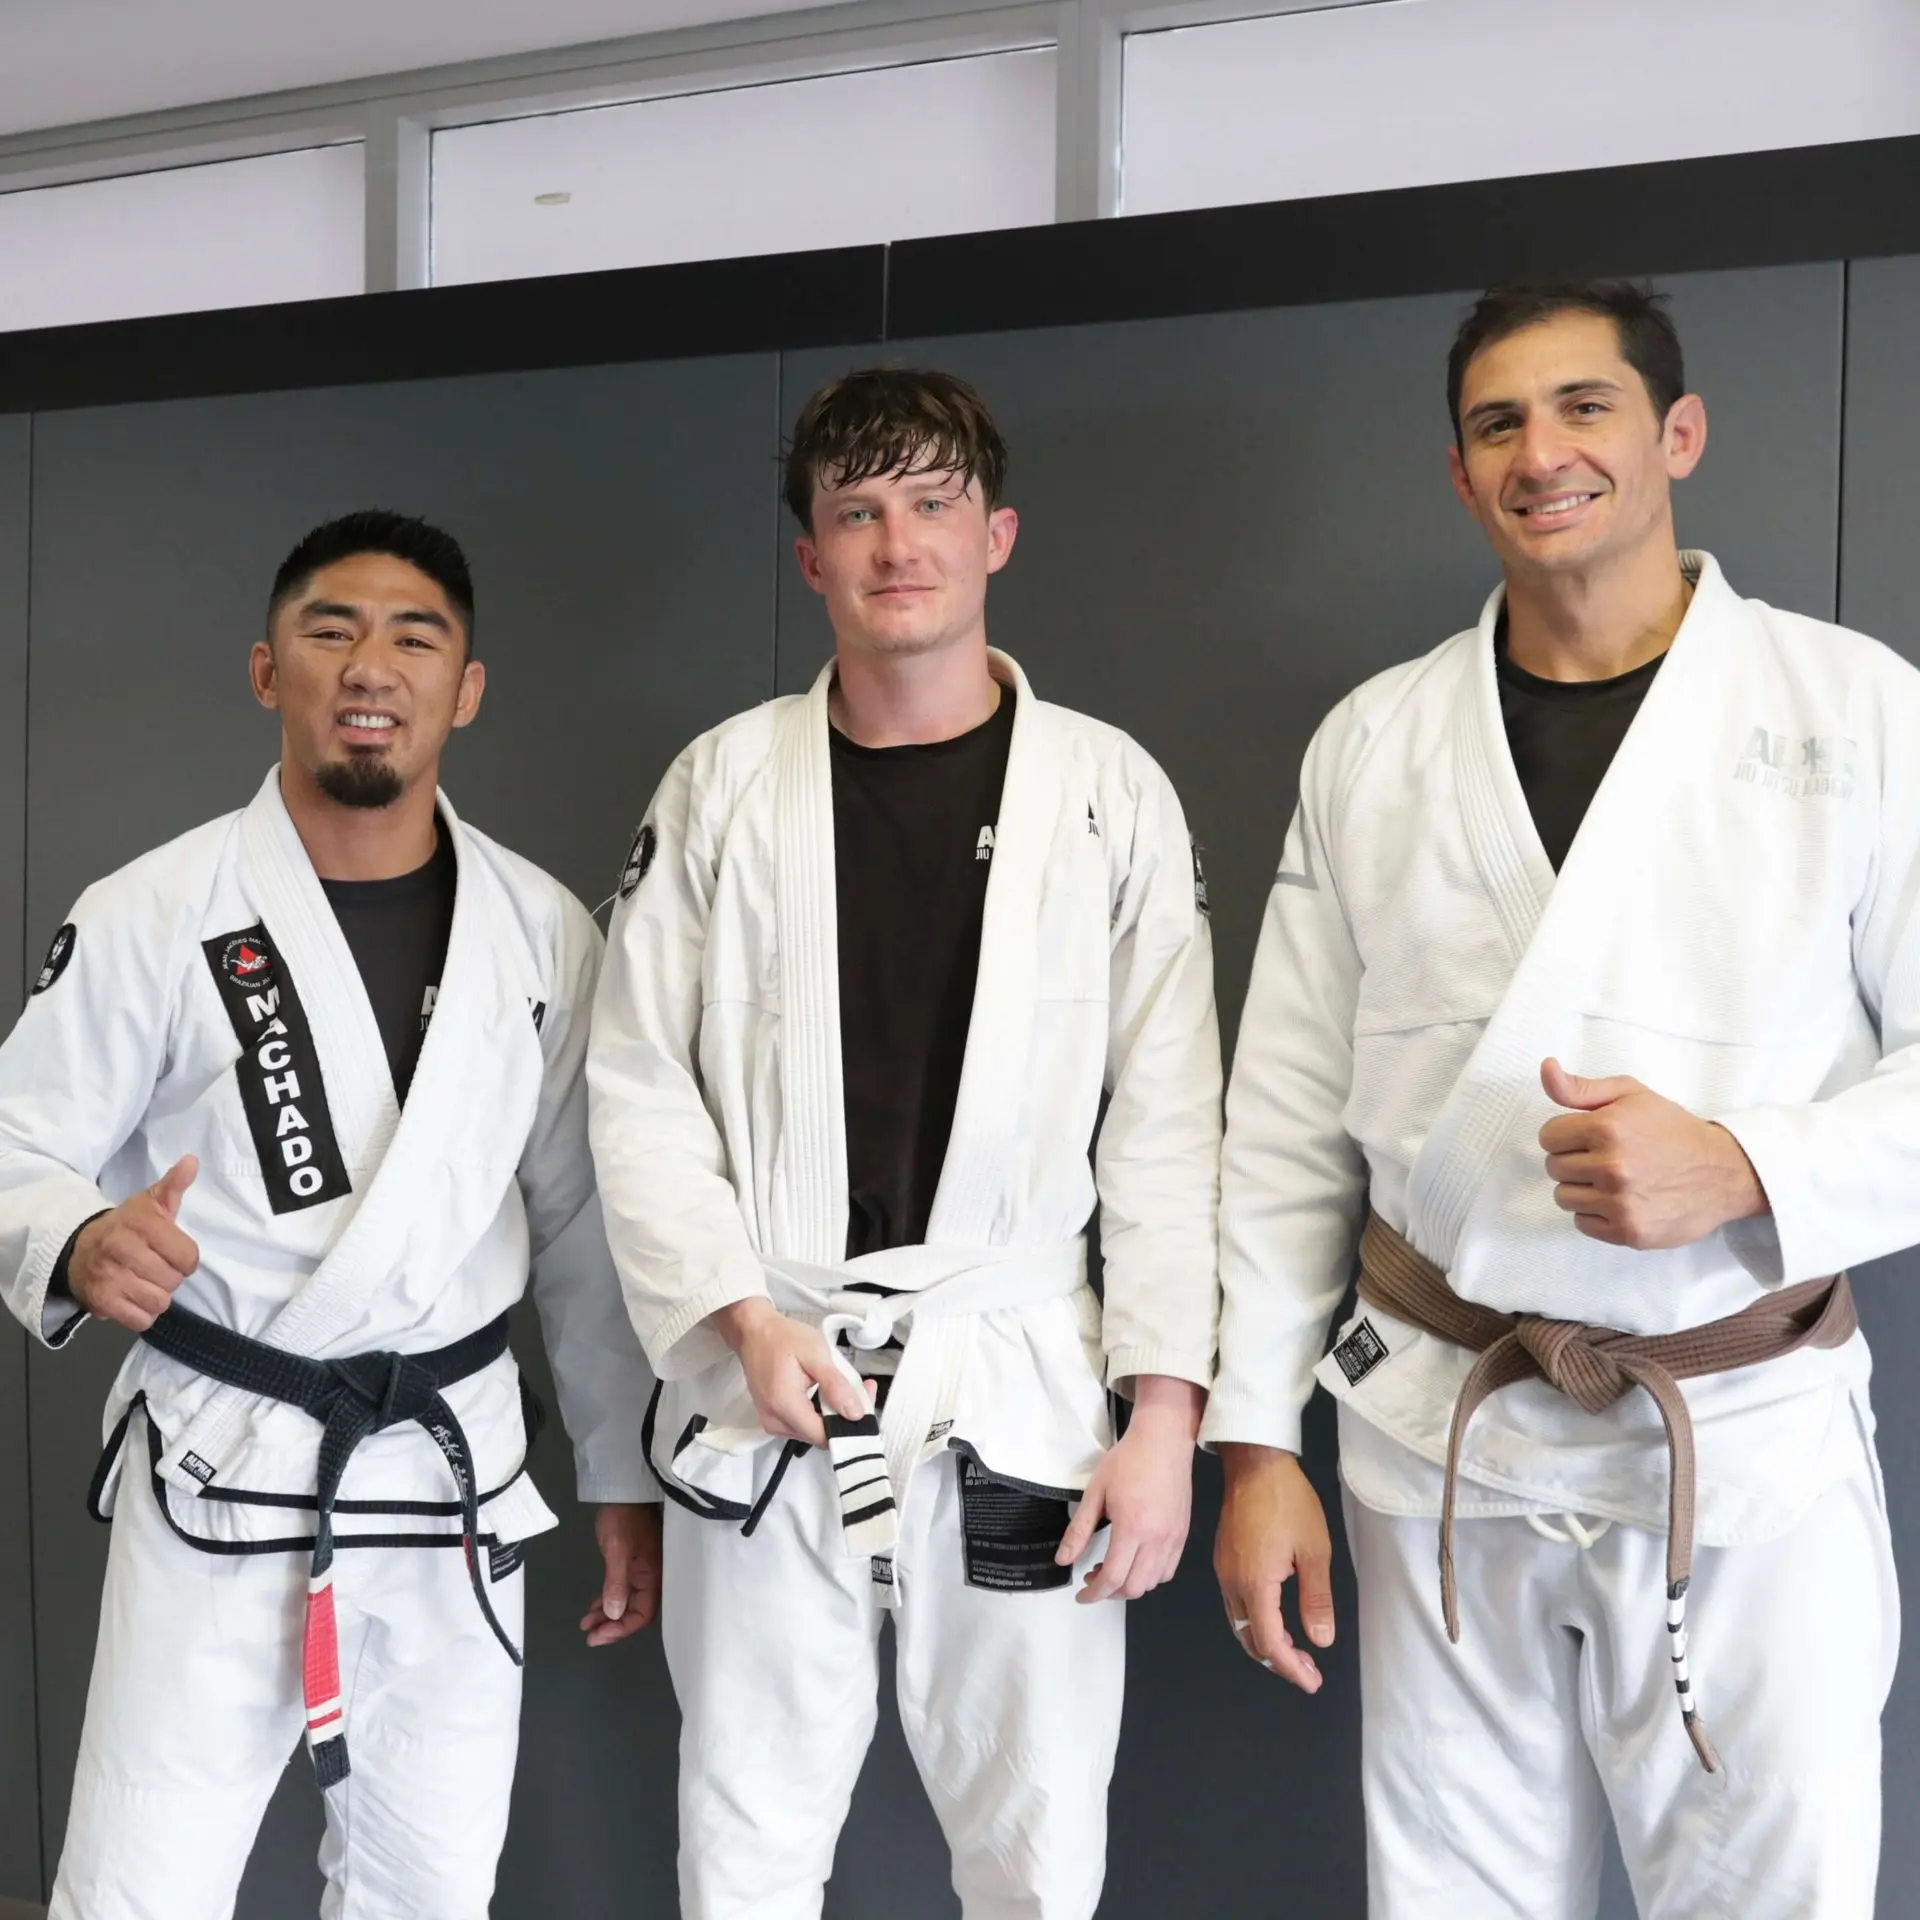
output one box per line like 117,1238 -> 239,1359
1405,554 -> 1731,1268
772,666 -> 851,1267
926,651 -> 1056,1247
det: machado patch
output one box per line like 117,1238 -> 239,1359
618,823 -> 657,901
202,924 -> 352,1216
32,923 -> 76,995
1331,1317 -> 1390,1387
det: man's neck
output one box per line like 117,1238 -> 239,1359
829,634 -> 1001,748
279,756 -> 441,881
1502,538 -> 1694,683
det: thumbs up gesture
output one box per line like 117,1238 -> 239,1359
68,1155 -> 202,1332
1537,1061 -> 1767,1251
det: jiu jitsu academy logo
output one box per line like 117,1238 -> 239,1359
1734,728 -> 1857,801
1331,1317 -> 1390,1387
31,923 -> 76,995
618,823 -> 658,900
203,923 -> 352,1216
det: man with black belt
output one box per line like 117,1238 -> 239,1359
1209,283 -> 1915,1917
589,368 -> 1222,1916
0,511 -> 662,1918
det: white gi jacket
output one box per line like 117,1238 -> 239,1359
0,768 -> 656,1550
589,651 -> 1221,1519
1206,554 -> 1920,1545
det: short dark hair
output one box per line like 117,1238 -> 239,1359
783,366 -> 1009,530
267,509 -> 476,650
1446,281 -> 1686,444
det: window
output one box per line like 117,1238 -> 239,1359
1122,0 -> 1920,217
430,50 -> 1057,285
0,145 -> 365,333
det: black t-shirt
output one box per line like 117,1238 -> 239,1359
1495,625 -> 1665,873
317,827 -> 458,1102
832,690 -> 1016,1259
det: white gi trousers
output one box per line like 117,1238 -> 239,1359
665,1446 -> 1126,1919
51,1414 -> 526,1920
1343,1439 -> 1899,1920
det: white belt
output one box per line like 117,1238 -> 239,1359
708,1238 -> 1089,1588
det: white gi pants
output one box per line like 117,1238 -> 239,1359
1343,1436 -> 1899,1920
51,1413 -> 526,1920
664,1447 -> 1126,1920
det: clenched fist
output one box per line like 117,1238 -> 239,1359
68,1155 -> 200,1332
1539,1059 -> 1768,1249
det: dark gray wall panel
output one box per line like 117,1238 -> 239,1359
1837,251 -> 1920,1903
23,357 -> 780,1912
778,260 -> 1844,1920
0,415 -> 39,1903
1840,254 -> 1920,661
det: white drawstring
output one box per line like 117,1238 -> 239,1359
1525,1511 -> 1613,1550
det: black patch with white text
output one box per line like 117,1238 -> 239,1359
959,1456 -> 1073,1592
202,925 -> 352,1216
618,823 -> 658,900
489,1539 -> 524,1583
529,999 -> 547,1033
32,923 -> 76,995
179,1451 -> 217,1486
1191,840 -> 1211,916
1332,1317 -> 1390,1387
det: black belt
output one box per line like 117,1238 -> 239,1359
136,1304 -> 520,1787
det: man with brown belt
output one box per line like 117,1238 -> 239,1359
1206,281 -> 1917,1917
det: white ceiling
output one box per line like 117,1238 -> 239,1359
0,0 -> 866,139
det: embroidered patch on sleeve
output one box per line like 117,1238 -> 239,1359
618,822 -> 658,901
32,923 -> 76,995
1331,1317 -> 1390,1387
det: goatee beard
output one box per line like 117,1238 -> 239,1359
315,756 -> 404,809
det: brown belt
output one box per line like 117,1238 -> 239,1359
1355,1211 -> 1858,1773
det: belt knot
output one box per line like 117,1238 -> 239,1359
1510,1317 -> 1633,1416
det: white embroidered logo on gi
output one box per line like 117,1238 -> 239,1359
619,822 -> 658,900
975,825 -> 996,862
1733,727 -> 1857,800
1331,1317 -> 1390,1386
32,922 -> 76,995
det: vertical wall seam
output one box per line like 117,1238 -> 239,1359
1834,256 -> 1850,625
18,410 -> 45,1905
880,241 -> 892,343
771,354 -> 785,698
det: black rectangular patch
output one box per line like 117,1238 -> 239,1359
202,924 -> 352,1216
179,1451 -> 216,1485
1332,1317 -> 1390,1387
959,1457 -> 1072,1593
489,1540 -> 524,1583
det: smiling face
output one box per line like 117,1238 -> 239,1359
251,552 -> 484,809
794,463 -> 1018,663
1448,309 -> 1706,581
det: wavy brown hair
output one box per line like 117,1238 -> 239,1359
783,366 -> 1009,531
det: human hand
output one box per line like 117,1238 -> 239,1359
67,1155 -> 200,1332
1214,1444 -> 1335,1692
1059,1375 -> 1203,1603
580,1502 -> 663,1647
1539,1058 -> 1767,1249
711,1298 -> 870,1447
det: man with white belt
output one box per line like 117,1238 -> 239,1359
1209,281 -> 1913,1917
589,366 -> 1222,1917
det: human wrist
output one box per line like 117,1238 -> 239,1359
1127,1373 -> 1205,1441
1218,1441 -> 1298,1487
710,1295 -> 777,1355
1706,1122 -> 1769,1226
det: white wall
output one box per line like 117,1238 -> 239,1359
0,145 -> 364,333
431,50 -> 1057,282
1123,0 -> 1920,216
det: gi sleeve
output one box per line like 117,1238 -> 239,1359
1715,661 -> 1920,1284
1097,748 -> 1224,1397
588,745 -> 768,1379
1200,725 -> 1370,1455
0,875 -> 179,1347
519,888 -> 660,1503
